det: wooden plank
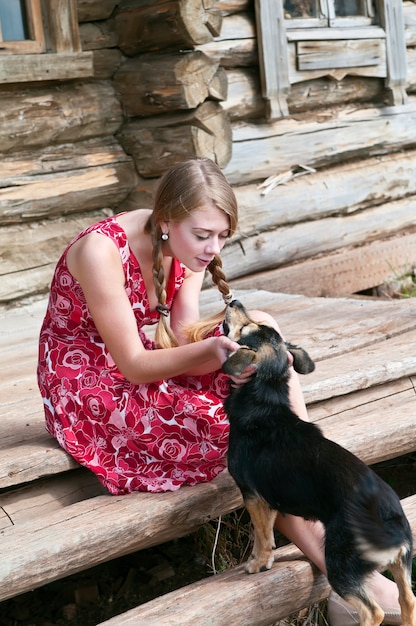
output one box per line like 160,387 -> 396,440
223,98 -> 416,185
1,291 -> 415,488
233,149 -> 416,235
98,495 -> 416,626
97,543 -> 330,626
0,52 -> 93,84
0,470 -> 243,602
219,198 -> 416,282
1,381 -> 414,524
45,0 -> 82,53
0,469 -> 105,530
297,39 -> 385,70
229,233 -> 416,297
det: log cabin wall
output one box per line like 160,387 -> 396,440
1,0 -> 416,304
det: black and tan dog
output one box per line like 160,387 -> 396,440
222,299 -> 415,626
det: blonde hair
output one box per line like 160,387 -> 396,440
144,158 -> 238,348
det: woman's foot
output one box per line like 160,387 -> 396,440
327,585 -> 402,626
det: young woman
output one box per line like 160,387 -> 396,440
37,158 -> 402,624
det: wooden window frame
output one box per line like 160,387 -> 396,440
255,0 -> 408,119
0,0 -> 45,53
0,0 -> 93,83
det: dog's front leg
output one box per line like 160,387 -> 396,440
244,496 -> 277,573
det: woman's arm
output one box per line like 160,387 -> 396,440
66,234 -> 238,384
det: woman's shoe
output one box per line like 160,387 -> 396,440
327,590 -> 403,626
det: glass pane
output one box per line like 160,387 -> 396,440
334,0 -> 367,16
0,0 -> 28,41
284,0 -> 319,18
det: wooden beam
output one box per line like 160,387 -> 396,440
97,494 -> 416,625
229,233 -> 416,297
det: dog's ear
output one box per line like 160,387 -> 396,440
222,347 -> 256,377
286,343 -> 315,374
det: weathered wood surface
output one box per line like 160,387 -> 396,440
98,494 -> 416,626
1,377 -> 414,521
223,68 -> 384,120
0,211 -> 115,302
223,98 -> 416,185
79,21 -> 119,51
230,232 -> 416,297
77,0 -> 121,23
117,101 -> 232,177
0,52 -> 94,85
0,82 -> 122,155
0,289 -> 415,606
0,138 -> 136,224
113,50 -> 221,117
0,470 -> 243,602
220,198 -> 416,282
114,0 -> 222,56
196,12 -> 257,68
1,290 -> 415,489
233,150 -> 416,234
404,1 -> 416,46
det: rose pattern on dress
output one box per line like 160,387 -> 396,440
37,215 -> 230,494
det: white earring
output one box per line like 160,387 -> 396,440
161,233 -> 169,241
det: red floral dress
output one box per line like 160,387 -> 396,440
37,215 -> 230,494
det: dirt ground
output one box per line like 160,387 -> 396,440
1,452 -> 416,626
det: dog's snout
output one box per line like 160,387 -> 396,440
223,321 -> 229,335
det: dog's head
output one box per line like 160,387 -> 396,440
222,300 -> 315,379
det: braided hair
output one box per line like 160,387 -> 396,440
144,158 -> 238,348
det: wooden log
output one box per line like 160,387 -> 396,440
77,0 -> 121,22
79,21 -> 119,50
91,48 -> 123,79
404,1 -> 416,46
113,50 -> 220,117
114,0 -> 222,56
223,68 -> 384,120
223,98 -> 416,185
117,101 -> 232,177
218,197 -> 416,281
196,13 -> 257,67
407,47 -> 416,92
0,138 -> 137,223
233,150 -> 416,235
0,211 -> 112,302
99,494 -> 416,625
229,232 -> 416,298
0,470 -> 243,601
0,82 -> 122,154
207,67 -> 228,101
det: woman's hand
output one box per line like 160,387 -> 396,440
228,364 -> 257,388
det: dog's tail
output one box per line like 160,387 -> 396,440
347,472 -> 412,566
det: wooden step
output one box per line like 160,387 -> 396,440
1,290 -> 415,606
97,495 -> 416,626
0,381 -> 415,602
1,292 -> 415,488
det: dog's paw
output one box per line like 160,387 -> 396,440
245,552 -> 274,574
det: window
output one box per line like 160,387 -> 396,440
284,0 -> 377,25
255,0 -> 408,119
0,0 -> 93,83
0,0 -> 45,53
